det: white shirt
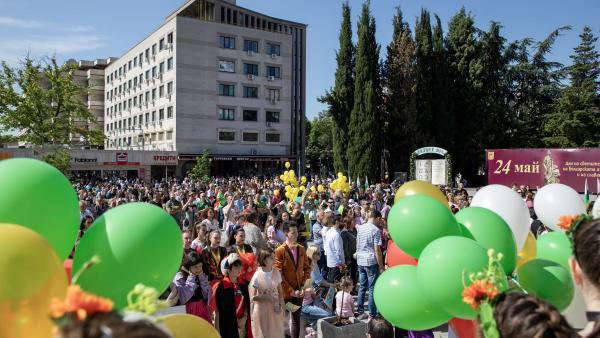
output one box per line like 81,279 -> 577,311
324,227 -> 344,268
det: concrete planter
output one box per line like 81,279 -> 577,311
317,316 -> 367,338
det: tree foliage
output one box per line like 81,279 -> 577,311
187,150 -> 211,183
306,111 -> 334,174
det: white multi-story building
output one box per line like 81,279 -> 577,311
103,0 -> 306,175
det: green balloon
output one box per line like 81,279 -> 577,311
375,265 -> 451,330
73,203 -> 183,308
457,222 -> 475,240
456,207 -> 517,274
388,195 -> 460,258
0,158 -> 79,260
537,232 -> 571,271
417,236 -> 507,319
517,259 -> 574,311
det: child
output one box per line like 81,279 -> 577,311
173,251 -> 212,323
335,277 -> 354,318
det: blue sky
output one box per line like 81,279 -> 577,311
0,0 -> 598,119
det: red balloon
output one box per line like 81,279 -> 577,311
64,258 -> 73,283
449,318 -> 477,338
387,240 -> 418,267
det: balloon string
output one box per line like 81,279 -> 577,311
71,255 -> 101,285
510,277 -> 527,294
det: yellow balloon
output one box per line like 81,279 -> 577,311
160,313 -> 220,338
318,184 -> 324,192
274,189 -> 280,196
311,186 -> 317,192
279,175 -> 285,181
301,176 -> 307,183
300,186 -> 306,191
285,161 -> 291,169
0,224 -> 68,338
338,172 -> 344,178
285,185 -> 291,192
394,180 -> 450,209
516,232 -> 537,270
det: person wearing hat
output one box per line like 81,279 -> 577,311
210,253 -> 253,338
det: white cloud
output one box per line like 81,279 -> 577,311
0,16 -> 44,29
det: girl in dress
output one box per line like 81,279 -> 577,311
335,277 -> 355,318
201,208 -> 220,232
191,222 -> 208,252
202,230 -> 228,283
173,251 -> 212,323
211,253 -> 253,338
249,249 -> 285,338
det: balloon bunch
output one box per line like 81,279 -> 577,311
279,161 -> 308,202
329,172 -> 350,193
0,158 -> 218,338
376,181 -> 583,331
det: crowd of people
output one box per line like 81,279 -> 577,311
70,175 -> 600,338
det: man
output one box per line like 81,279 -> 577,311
311,211 -> 327,272
274,222 -> 310,338
165,194 -> 183,226
367,316 -> 394,338
324,215 -> 345,283
243,211 -> 265,253
356,210 -> 384,319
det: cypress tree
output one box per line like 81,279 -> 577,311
384,7 -> 417,173
318,2 -> 354,173
431,14 -> 453,150
347,1 -> 380,180
414,8 -> 434,145
544,26 -> 600,147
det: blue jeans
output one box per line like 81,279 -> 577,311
301,299 -> 331,328
357,264 -> 379,315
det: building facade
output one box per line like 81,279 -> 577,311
103,0 -> 306,176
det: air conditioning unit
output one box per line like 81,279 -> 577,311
266,122 -> 273,128
271,53 -> 278,59
247,50 -> 254,56
268,76 -> 275,81
247,74 -> 255,80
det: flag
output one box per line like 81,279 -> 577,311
365,176 -> 369,190
584,179 -> 590,205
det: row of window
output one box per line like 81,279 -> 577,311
218,36 -> 281,55
218,84 -> 280,100
106,82 -> 174,118
218,60 -> 281,78
110,130 -> 173,148
218,5 -> 293,36
106,106 -> 174,133
107,58 -> 173,99
106,32 -> 174,84
218,108 -> 280,123
218,130 -> 281,144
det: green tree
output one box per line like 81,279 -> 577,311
347,1 -> 381,181
318,2 -> 354,173
544,26 -> 600,147
383,7 -> 417,173
414,8 -> 434,145
0,56 -> 104,146
187,150 -> 211,183
430,14 -> 453,150
306,111 -> 334,174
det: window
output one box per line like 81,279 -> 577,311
152,66 -> 157,78
145,70 -> 150,81
134,57 -> 138,67
166,130 -> 173,140
219,36 -> 235,49
167,32 -> 173,44
242,132 -> 259,143
158,132 -> 164,141
145,48 -> 150,61
128,60 -> 132,70
133,116 -> 137,125
218,130 -> 235,142
167,57 -> 173,70
267,43 -> 281,56
244,39 -> 258,52
133,96 -> 137,106
265,133 -> 280,143
145,92 -> 150,103
139,74 -> 144,83
243,63 -> 258,75
152,89 -> 157,100
127,117 -> 132,127
138,114 -> 143,125
219,108 -> 235,120
159,38 -> 165,51
267,88 -> 280,101
159,108 -> 164,120
167,82 -> 173,94
152,44 -> 157,56
159,62 -> 165,74
243,110 -> 258,121
106,76 -> 110,84
134,77 -> 138,87
218,60 -> 235,73
159,85 -> 164,97
267,66 -> 281,78
243,86 -> 258,98
218,84 -> 235,96
167,106 -> 173,118
145,113 -> 150,124
266,111 -> 280,123
151,111 -> 156,122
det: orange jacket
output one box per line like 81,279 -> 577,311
274,243 -> 311,300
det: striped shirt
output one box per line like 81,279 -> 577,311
356,221 -> 382,267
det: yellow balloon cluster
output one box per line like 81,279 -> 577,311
330,172 -> 350,193
279,165 -> 306,201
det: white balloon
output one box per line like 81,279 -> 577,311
471,185 -> 530,250
594,199 -> 600,219
534,184 -> 585,232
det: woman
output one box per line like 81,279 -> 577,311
266,215 -> 285,243
571,218 -> 600,337
201,208 -> 220,232
228,227 -> 257,283
191,222 -> 208,252
202,230 -> 228,283
301,245 -> 333,330
340,216 -> 357,284
182,230 -> 193,254
249,249 -> 285,338
173,251 -> 212,323
69,215 -> 94,258
210,254 -> 253,338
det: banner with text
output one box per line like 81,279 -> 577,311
486,148 -> 600,193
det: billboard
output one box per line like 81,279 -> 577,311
486,148 -> 600,193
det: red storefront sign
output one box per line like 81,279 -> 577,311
116,152 -> 128,164
486,148 -> 600,193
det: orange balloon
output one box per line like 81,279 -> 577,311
386,240 -> 418,267
0,224 -> 68,338
394,180 -> 449,209
516,232 -> 537,270
160,313 -> 220,338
